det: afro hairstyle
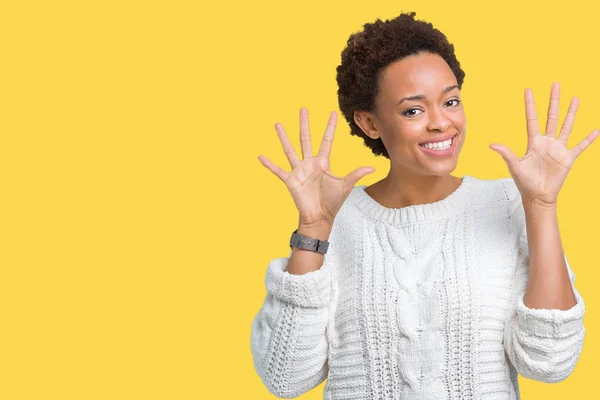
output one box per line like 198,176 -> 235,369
336,11 -> 466,159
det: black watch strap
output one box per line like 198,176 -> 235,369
289,229 -> 329,254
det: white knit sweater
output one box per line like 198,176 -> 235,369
250,175 -> 586,399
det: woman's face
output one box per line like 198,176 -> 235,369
357,52 -> 466,177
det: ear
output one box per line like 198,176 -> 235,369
354,111 -> 381,140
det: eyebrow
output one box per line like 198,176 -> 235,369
396,85 -> 459,106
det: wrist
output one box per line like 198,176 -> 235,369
523,199 -> 558,213
297,222 -> 332,241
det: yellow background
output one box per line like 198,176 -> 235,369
0,0 -> 598,399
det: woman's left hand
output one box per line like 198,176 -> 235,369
489,82 -> 598,208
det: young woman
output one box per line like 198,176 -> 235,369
251,12 -> 595,399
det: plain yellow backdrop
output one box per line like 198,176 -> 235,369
0,0 -> 598,399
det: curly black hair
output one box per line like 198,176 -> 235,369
336,12 -> 466,159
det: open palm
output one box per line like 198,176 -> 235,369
258,108 -> 376,226
489,83 -> 598,207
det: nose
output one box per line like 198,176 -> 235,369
427,107 -> 451,132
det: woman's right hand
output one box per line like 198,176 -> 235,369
258,107 -> 376,228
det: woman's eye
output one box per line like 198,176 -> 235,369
402,108 -> 422,117
403,99 -> 460,117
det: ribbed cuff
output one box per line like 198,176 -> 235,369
264,257 -> 332,308
516,289 -> 586,339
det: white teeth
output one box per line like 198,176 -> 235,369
420,136 -> 454,150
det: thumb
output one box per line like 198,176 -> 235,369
489,143 -> 518,168
344,166 -> 376,191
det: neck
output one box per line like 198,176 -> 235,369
366,169 -> 462,209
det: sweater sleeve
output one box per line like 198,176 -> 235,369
250,250 -> 336,398
502,179 -> 586,383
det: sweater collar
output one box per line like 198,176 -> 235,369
348,175 -> 475,226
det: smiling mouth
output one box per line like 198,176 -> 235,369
418,134 -> 458,149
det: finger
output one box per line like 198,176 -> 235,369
274,122 -> 301,169
525,88 -> 540,142
299,107 -> 313,159
257,154 -> 290,183
489,143 -> 519,174
317,111 -> 338,160
557,97 -> 579,146
545,82 -> 560,137
570,129 -> 599,161
343,166 -> 376,193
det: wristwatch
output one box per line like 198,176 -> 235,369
289,229 -> 329,254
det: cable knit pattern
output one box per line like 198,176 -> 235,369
250,175 -> 586,399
